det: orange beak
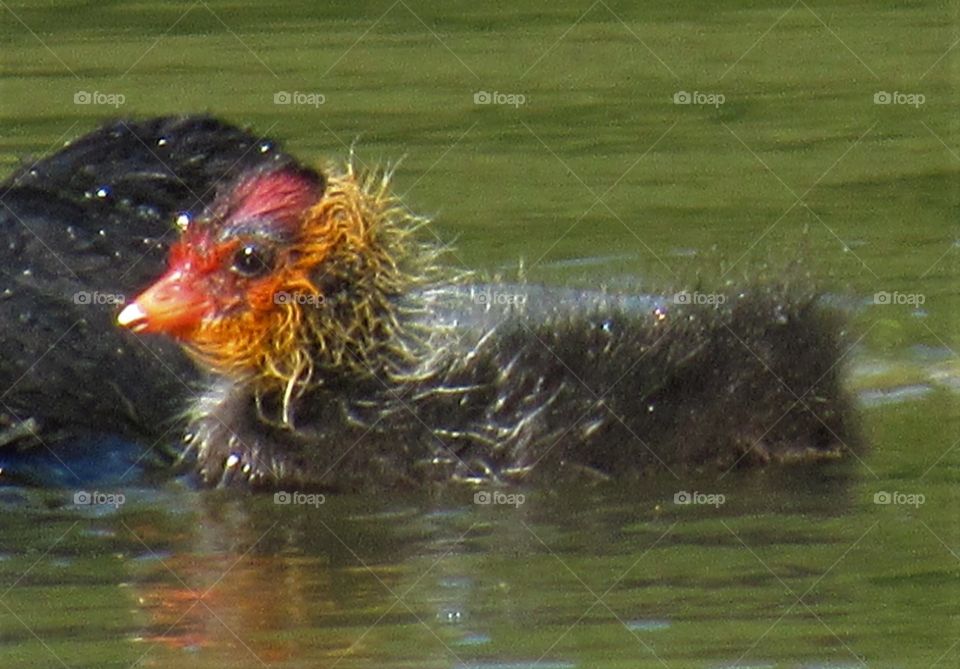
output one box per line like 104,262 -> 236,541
117,268 -> 213,338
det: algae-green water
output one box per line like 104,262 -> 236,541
1,2 -> 957,667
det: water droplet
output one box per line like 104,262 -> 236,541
437,607 -> 466,623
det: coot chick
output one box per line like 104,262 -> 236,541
117,154 -> 860,490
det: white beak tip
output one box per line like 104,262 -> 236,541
117,302 -> 147,330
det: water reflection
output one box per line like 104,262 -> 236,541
77,467 -> 861,667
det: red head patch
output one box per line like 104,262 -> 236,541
117,166 -> 325,337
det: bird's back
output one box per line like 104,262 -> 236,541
185,283 -> 859,489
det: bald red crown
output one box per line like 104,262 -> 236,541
224,167 -> 324,231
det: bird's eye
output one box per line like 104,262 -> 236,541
231,243 -> 273,277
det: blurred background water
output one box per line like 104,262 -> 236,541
0,1 -> 957,667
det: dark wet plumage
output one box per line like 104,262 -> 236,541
190,284 -> 858,489
0,116 -> 860,489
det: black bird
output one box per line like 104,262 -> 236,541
0,116 -> 295,484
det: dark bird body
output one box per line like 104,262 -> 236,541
189,283 -> 854,489
0,117 -> 859,489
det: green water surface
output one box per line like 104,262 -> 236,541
1,2 -> 958,668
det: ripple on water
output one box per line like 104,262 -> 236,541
453,664 -> 576,669
455,632 -> 491,646
858,384 -> 933,407
438,576 -> 474,589
625,618 -> 671,631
